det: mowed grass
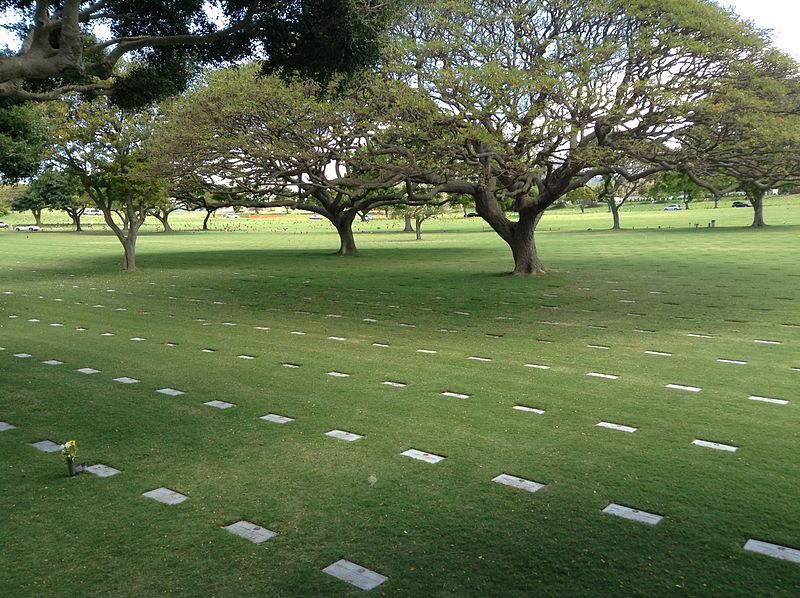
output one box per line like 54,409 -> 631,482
1,202 -> 799,596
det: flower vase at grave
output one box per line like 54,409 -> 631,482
67,457 -> 75,477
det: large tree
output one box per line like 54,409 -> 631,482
0,0 -> 399,103
383,0 -> 771,274
155,67 -> 423,255
48,96 -> 167,270
664,50 -> 800,227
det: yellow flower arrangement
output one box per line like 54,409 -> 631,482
61,440 -> 77,460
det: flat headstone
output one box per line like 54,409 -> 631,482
665,383 -> 701,392
327,371 -> 350,378
165,342 -> 178,347
323,559 -> 388,591
363,318 -> 378,323
130,337 -> 146,341
454,311 -> 470,315
513,405 -> 544,414
142,487 -> 187,505
42,359 -> 63,365
205,400 -> 235,409
618,299 -> 636,304
492,473 -> 544,493
602,503 -> 662,525
687,333 -> 713,339
0,421 -> 17,432
441,391 -> 470,399
399,323 -> 415,328
101,332 -> 114,337
325,429 -> 362,442
282,363 -> 300,368
31,440 -> 61,453
634,329 -> 655,334
748,395 -> 788,405
49,323 -> 64,327
416,349 -> 437,354
237,354 -> 255,360
222,322 -> 237,326
468,356 -> 491,362
754,339 -> 781,345
113,377 -> 139,384
86,464 -> 121,477
224,520 -> 276,544
27,318 -> 40,322
76,367 -> 100,374
327,336 -> 347,341
587,344 -> 610,350
254,326 -> 270,331
597,421 -> 637,433
201,348 -> 215,353
587,372 -> 618,380
692,439 -> 737,452
382,381 -> 407,388
156,388 -> 184,396
290,331 -> 306,336
743,539 -> 800,564
372,343 -> 389,348
524,363 -> 550,370
13,353 -> 32,358
717,358 -> 747,365
260,413 -> 294,424
645,350 -> 672,357
401,448 -> 445,463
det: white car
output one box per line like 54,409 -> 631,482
0,221 -> 8,229
663,204 -> 682,211
14,225 -> 41,232
224,213 -> 240,219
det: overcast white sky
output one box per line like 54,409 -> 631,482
1,2 -> 799,60
723,0 -> 800,59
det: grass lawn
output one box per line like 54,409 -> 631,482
1,199 -> 799,595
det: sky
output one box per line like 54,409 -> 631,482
723,0 -> 800,60
1,2 -> 799,60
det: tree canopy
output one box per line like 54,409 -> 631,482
0,0 -> 401,104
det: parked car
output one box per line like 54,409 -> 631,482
663,204 -> 682,211
84,208 -> 102,215
464,212 -> 479,218
0,221 -> 8,229
308,215 -> 323,220
224,213 -> 240,219
14,225 -> 40,232
732,201 -> 751,208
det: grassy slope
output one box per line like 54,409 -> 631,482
0,203 -> 799,596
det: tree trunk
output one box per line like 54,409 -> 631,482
508,212 -> 547,275
334,214 -> 358,255
751,196 -> 766,227
713,197 -> 719,208
608,200 -> 621,230
33,208 -> 42,226
578,204 -> 585,213
403,212 -> 413,232
415,218 -> 422,240
73,214 -> 82,232
202,209 -> 213,231
122,236 -> 137,271
156,212 -> 173,233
